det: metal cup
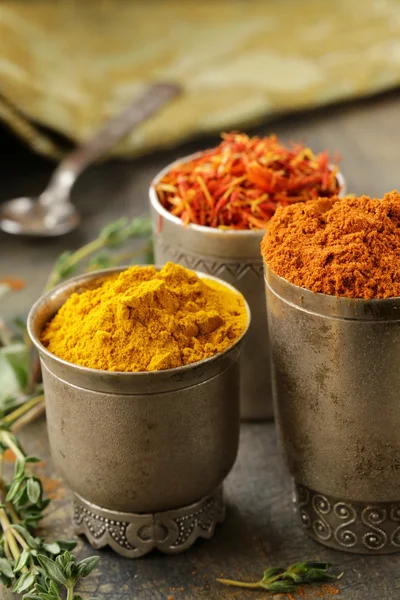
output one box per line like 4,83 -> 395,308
28,268 -> 250,558
150,154 -> 345,421
265,265 -> 400,554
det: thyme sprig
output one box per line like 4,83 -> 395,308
0,410 -> 99,599
45,216 -> 152,291
217,561 -> 342,594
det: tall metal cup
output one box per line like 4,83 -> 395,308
265,265 -> 400,554
150,154 -> 345,421
28,268 -> 250,558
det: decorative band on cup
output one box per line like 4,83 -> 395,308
295,483 -> 400,555
73,488 -> 225,558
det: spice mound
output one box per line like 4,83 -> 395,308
41,263 -> 247,372
261,191 -> 400,300
155,132 -> 340,230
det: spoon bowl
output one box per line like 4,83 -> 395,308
0,196 -> 80,237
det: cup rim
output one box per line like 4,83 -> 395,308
264,262 -> 400,319
149,150 -> 346,236
28,265 -> 251,378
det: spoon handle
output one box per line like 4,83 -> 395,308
42,82 -> 181,204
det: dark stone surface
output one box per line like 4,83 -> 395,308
2,91 -> 400,598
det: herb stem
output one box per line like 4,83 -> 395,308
11,398 -> 46,434
6,500 -> 20,524
0,507 -> 20,561
0,430 -> 25,461
4,394 -> 44,426
3,538 -> 12,561
10,525 -> 29,550
45,238 -> 104,291
216,578 -> 260,589
66,583 -> 75,600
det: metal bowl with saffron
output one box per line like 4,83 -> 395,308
149,132 -> 346,421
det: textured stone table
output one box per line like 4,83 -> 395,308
2,91 -> 400,599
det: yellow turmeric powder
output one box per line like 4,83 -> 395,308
41,262 -> 248,372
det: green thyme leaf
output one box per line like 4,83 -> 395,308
42,542 -> 61,555
262,580 -> 298,592
37,555 -> 66,586
25,456 -> 42,464
6,476 -> 25,502
52,251 -> 76,279
0,557 -> 14,579
55,540 -> 77,552
27,478 -> 42,504
99,218 -> 129,247
76,556 -> 100,578
262,567 -> 284,580
13,571 -> 36,593
13,549 -> 31,573
14,458 -> 26,479
128,216 -> 152,237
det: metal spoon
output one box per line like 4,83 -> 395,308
0,83 -> 181,237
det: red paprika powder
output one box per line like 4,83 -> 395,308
261,191 -> 400,300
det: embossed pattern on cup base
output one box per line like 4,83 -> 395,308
73,488 -> 225,558
295,483 -> 400,554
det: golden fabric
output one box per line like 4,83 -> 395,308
1,0 -> 399,158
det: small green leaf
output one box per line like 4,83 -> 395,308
262,580 -> 297,593
13,548 -> 30,573
22,594 -> 42,600
73,596 -> 83,600
15,457 -> 27,478
25,456 -> 42,463
27,478 -> 42,504
13,572 -> 35,593
14,481 -> 29,505
262,566 -> 284,580
303,568 -> 339,582
52,251 -> 75,279
100,218 -> 129,247
38,593 -> 60,600
6,476 -> 25,502
1,342 -> 30,390
65,560 -> 79,581
128,216 -> 152,237
0,556 -> 15,579
55,540 -> 77,552
76,555 -> 100,577
0,343 -> 29,406
56,551 -> 73,571
48,580 -> 61,596
42,542 -> 61,555
37,554 -> 66,586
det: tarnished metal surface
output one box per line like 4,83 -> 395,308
28,267 -> 249,556
150,156 -> 346,421
265,266 -> 400,553
150,155 -> 271,421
